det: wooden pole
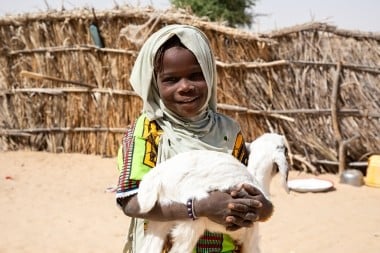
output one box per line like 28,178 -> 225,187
331,61 -> 343,143
20,70 -> 97,88
330,62 -> 348,173
331,63 -> 363,174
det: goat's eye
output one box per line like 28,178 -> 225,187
272,164 -> 279,174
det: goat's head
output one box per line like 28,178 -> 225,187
246,133 -> 290,195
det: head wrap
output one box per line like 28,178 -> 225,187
130,24 -> 241,161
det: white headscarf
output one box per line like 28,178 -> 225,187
130,24 -> 241,162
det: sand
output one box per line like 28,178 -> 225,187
1,151 -> 379,253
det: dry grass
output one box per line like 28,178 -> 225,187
0,5 -> 379,172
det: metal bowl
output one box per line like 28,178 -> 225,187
340,169 -> 364,186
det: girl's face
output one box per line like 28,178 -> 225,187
156,46 -> 208,119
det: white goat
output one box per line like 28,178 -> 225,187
137,133 -> 289,253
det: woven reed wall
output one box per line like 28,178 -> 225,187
0,6 -> 379,173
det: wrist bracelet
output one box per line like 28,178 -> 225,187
186,198 -> 198,220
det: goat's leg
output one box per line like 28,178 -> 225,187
240,225 -> 260,253
140,221 -> 173,253
168,220 -> 205,253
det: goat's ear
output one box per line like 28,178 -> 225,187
245,142 -> 251,154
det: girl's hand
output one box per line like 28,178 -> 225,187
227,184 -> 274,228
194,186 -> 272,230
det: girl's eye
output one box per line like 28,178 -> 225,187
162,77 -> 178,84
190,72 -> 205,81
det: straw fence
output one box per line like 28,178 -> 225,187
0,6 -> 379,173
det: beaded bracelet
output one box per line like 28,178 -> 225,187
186,198 -> 198,220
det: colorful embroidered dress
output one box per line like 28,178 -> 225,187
116,114 -> 249,253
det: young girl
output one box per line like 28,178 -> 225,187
116,24 -> 273,252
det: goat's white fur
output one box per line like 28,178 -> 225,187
137,133 -> 289,253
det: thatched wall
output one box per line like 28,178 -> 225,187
0,6 -> 379,173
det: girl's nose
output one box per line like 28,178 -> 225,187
178,78 -> 194,92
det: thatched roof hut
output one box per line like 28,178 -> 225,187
0,6 -> 379,173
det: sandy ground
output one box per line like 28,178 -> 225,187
1,151 -> 379,253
